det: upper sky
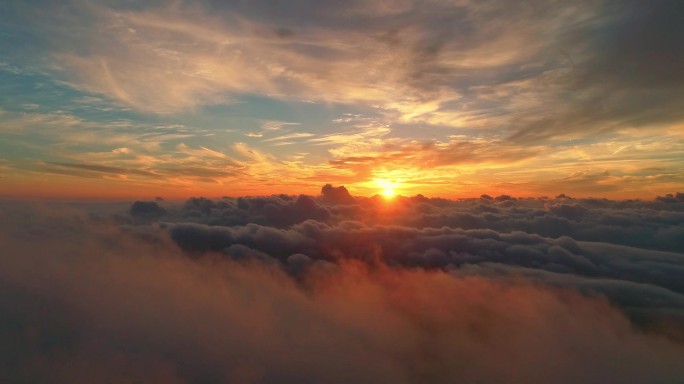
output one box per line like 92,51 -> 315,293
1,0 -> 683,199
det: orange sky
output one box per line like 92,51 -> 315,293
1,1 -> 683,200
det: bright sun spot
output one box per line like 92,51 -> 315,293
375,179 -> 398,199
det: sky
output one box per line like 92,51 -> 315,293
1,0 -> 683,199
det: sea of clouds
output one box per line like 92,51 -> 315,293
1,186 -> 684,383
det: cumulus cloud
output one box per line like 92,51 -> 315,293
657,192 -> 684,203
1,192 -> 684,382
180,194 -> 330,228
130,200 -> 166,219
320,183 -> 355,204
158,190 -> 684,338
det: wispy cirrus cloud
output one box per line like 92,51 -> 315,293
9,0 -> 684,136
2,0 -> 684,198
39,0 -> 596,122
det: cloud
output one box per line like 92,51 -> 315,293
163,211 -> 684,297
178,194 -> 330,228
325,136 -> 541,176
505,0 -> 684,142
1,200 -> 684,382
22,0 -> 603,123
657,192 -> 684,203
129,200 -> 166,219
140,190 -> 684,336
262,133 -> 315,143
320,184 -> 355,204
43,162 -> 160,179
164,188 -> 684,252
4,1 -> 684,199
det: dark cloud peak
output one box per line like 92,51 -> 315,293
129,200 -> 166,219
656,192 -> 684,203
321,183 -> 355,204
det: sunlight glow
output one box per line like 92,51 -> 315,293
375,179 -> 398,199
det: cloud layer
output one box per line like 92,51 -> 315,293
1,190 -> 683,382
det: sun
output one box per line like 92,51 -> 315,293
375,179 -> 398,199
